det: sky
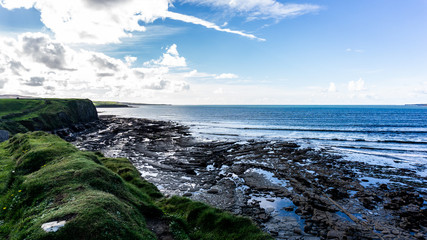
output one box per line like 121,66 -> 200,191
0,0 -> 426,105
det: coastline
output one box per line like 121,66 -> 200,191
70,116 -> 427,239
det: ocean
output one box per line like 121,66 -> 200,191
98,105 -> 427,176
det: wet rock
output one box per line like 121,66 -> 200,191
327,230 -> 344,239
293,227 -> 302,235
415,232 -> 426,239
283,206 -> 294,212
69,116 -> 427,240
207,188 -> 219,194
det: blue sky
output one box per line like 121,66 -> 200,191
0,0 -> 426,104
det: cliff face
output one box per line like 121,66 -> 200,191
0,99 -> 99,135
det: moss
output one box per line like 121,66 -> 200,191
0,132 -> 158,239
0,132 -> 269,240
159,196 -> 272,240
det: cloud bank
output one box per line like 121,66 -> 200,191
0,33 -> 191,98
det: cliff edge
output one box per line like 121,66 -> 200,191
0,99 -> 98,136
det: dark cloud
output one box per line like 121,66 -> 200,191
91,55 -> 119,71
25,77 -> 45,86
84,0 -> 130,8
9,60 -> 28,76
97,73 -> 115,77
21,34 -> 72,71
44,86 -> 55,91
0,79 -> 6,89
133,70 -> 145,79
145,79 -> 168,90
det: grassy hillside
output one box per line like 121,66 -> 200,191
0,99 -> 98,134
93,101 -> 130,108
0,132 -> 271,240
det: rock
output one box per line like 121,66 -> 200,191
304,223 -> 312,233
283,206 -> 294,211
327,230 -> 344,239
207,188 -> 219,194
41,221 -> 66,232
266,198 -> 275,202
293,227 -> 302,234
0,130 -> 9,142
258,213 -> 269,222
183,192 -> 192,197
415,232 -> 425,239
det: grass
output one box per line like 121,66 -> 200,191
0,99 -> 98,134
0,132 -> 271,240
0,132 -> 157,239
93,101 -> 129,107
159,196 -> 272,240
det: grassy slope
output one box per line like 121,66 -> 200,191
0,99 -> 98,134
93,101 -> 129,108
0,132 -> 271,240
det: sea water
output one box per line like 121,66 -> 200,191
98,105 -> 427,176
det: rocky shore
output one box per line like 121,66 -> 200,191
67,116 -> 427,240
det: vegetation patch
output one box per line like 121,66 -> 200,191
0,132 -> 270,240
93,101 -> 130,108
159,196 -> 272,240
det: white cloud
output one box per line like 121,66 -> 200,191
213,88 -> 224,94
180,0 -> 320,20
348,78 -> 366,92
0,33 -> 190,98
346,48 -> 364,53
215,73 -> 239,79
165,11 -> 265,41
328,82 -> 336,92
144,44 -> 187,67
124,56 -> 137,66
0,0 -> 265,43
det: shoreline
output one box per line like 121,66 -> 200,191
68,116 -> 427,239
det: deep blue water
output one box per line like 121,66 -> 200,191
99,105 -> 427,175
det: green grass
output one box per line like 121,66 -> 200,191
0,99 -> 44,118
93,101 -> 128,107
0,132 -> 157,239
0,99 -> 98,134
0,132 -> 271,240
159,196 -> 272,240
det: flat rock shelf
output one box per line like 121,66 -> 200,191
70,116 -> 427,240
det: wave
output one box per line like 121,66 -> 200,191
200,132 -> 240,137
299,137 -> 427,145
237,127 -> 427,134
336,147 -> 426,161
335,145 -> 427,154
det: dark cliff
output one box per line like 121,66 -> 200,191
0,99 -> 98,135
